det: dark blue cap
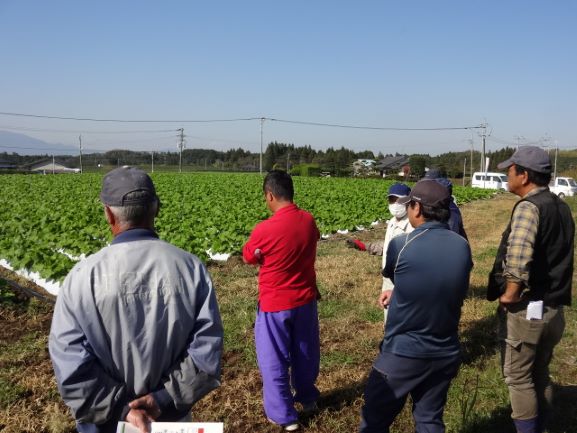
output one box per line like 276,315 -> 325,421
388,183 -> 411,198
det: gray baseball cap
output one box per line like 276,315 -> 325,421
100,166 -> 158,206
497,146 -> 552,174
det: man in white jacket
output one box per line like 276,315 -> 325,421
346,183 -> 414,323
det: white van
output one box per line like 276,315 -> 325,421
472,172 -> 508,190
549,177 -> 577,198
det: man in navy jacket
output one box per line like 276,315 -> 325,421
361,180 -> 473,433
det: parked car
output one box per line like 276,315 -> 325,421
471,172 -> 508,190
549,177 -> 577,198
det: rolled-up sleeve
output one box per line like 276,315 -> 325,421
503,200 -> 539,285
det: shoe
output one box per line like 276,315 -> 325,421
301,401 -> 318,414
282,422 -> 300,431
268,418 -> 300,431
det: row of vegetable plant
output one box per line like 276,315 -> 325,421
0,172 -> 496,282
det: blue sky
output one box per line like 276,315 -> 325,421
1,1 -> 575,155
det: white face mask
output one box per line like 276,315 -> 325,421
389,202 -> 407,219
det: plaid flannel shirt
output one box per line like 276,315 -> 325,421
503,187 -> 548,285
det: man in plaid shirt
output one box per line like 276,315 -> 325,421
488,146 -> 574,433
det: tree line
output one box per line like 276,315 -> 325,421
2,143 -> 576,178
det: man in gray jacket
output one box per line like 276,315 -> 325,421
49,167 -> 223,433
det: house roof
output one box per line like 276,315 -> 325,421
21,158 -> 69,169
353,159 -> 376,167
20,158 -> 79,172
375,155 -> 409,170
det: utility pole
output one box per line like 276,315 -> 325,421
151,151 -> 154,173
287,150 -> 290,172
79,135 -> 83,174
178,128 -> 185,173
554,141 -> 558,181
52,155 -> 55,174
468,137 -> 474,185
260,117 -> 265,175
463,158 -> 466,187
481,123 -> 487,173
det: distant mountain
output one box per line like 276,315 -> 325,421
0,130 -> 77,155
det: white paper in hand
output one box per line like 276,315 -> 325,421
117,422 -> 223,433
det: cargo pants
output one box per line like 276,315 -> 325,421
498,301 -> 565,421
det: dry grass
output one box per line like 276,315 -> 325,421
1,192 -> 577,432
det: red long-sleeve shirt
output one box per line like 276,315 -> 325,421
242,203 -> 319,312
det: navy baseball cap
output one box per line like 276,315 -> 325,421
497,146 -> 552,174
100,166 -> 158,206
397,180 -> 450,209
388,183 -> 411,198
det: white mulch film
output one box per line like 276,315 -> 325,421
56,248 -> 86,262
1,247 -> 230,296
206,249 -> 231,261
1,219 -> 385,296
1,258 -> 62,296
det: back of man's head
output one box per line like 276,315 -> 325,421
100,166 -> 159,227
263,170 -> 294,201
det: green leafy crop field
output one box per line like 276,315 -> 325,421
0,172 -> 495,282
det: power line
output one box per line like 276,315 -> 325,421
0,111 -> 260,123
1,124 -> 259,147
0,125 -> 177,134
0,111 -> 483,131
0,145 -> 99,152
488,135 -> 546,147
267,118 -> 483,131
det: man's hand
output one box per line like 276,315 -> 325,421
242,248 -> 262,265
126,408 -> 154,433
378,290 -> 393,309
499,293 -> 523,305
346,239 -> 366,251
499,281 -> 523,306
129,393 -> 161,420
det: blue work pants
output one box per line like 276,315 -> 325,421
360,352 -> 461,433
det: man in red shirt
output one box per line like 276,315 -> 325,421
243,170 -> 320,432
